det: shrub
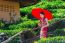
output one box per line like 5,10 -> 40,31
38,36 -> 65,43
20,1 -> 65,18
0,28 -> 28,37
8,20 -> 38,30
0,21 -> 5,28
19,20 -> 39,28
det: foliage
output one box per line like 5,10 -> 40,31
38,36 -> 65,43
0,28 -> 28,36
8,20 -> 38,30
0,21 -> 5,28
20,15 -> 29,22
20,1 -> 65,18
47,18 -> 65,37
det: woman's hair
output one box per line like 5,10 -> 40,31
40,12 -> 44,15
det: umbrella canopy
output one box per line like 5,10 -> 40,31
32,8 -> 53,20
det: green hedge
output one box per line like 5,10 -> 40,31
20,1 -> 65,18
8,20 -> 38,30
20,1 -> 65,12
0,28 -> 28,36
38,36 -> 65,43
9,18 -> 63,30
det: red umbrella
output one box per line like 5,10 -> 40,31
32,8 -> 53,20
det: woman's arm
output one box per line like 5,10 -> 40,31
46,18 -> 49,26
33,21 -> 41,30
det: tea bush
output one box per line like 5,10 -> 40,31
38,36 -> 65,43
20,1 -> 65,18
8,20 -> 38,30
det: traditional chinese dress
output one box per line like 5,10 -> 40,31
39,18 -> 48,38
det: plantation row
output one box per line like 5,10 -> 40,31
38,36 -> 65,43
20,2 -> 65,18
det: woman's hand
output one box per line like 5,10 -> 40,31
33,28 -> 37,30
38,23 -> 42,27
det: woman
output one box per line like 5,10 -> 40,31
38,12 -> 49,38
